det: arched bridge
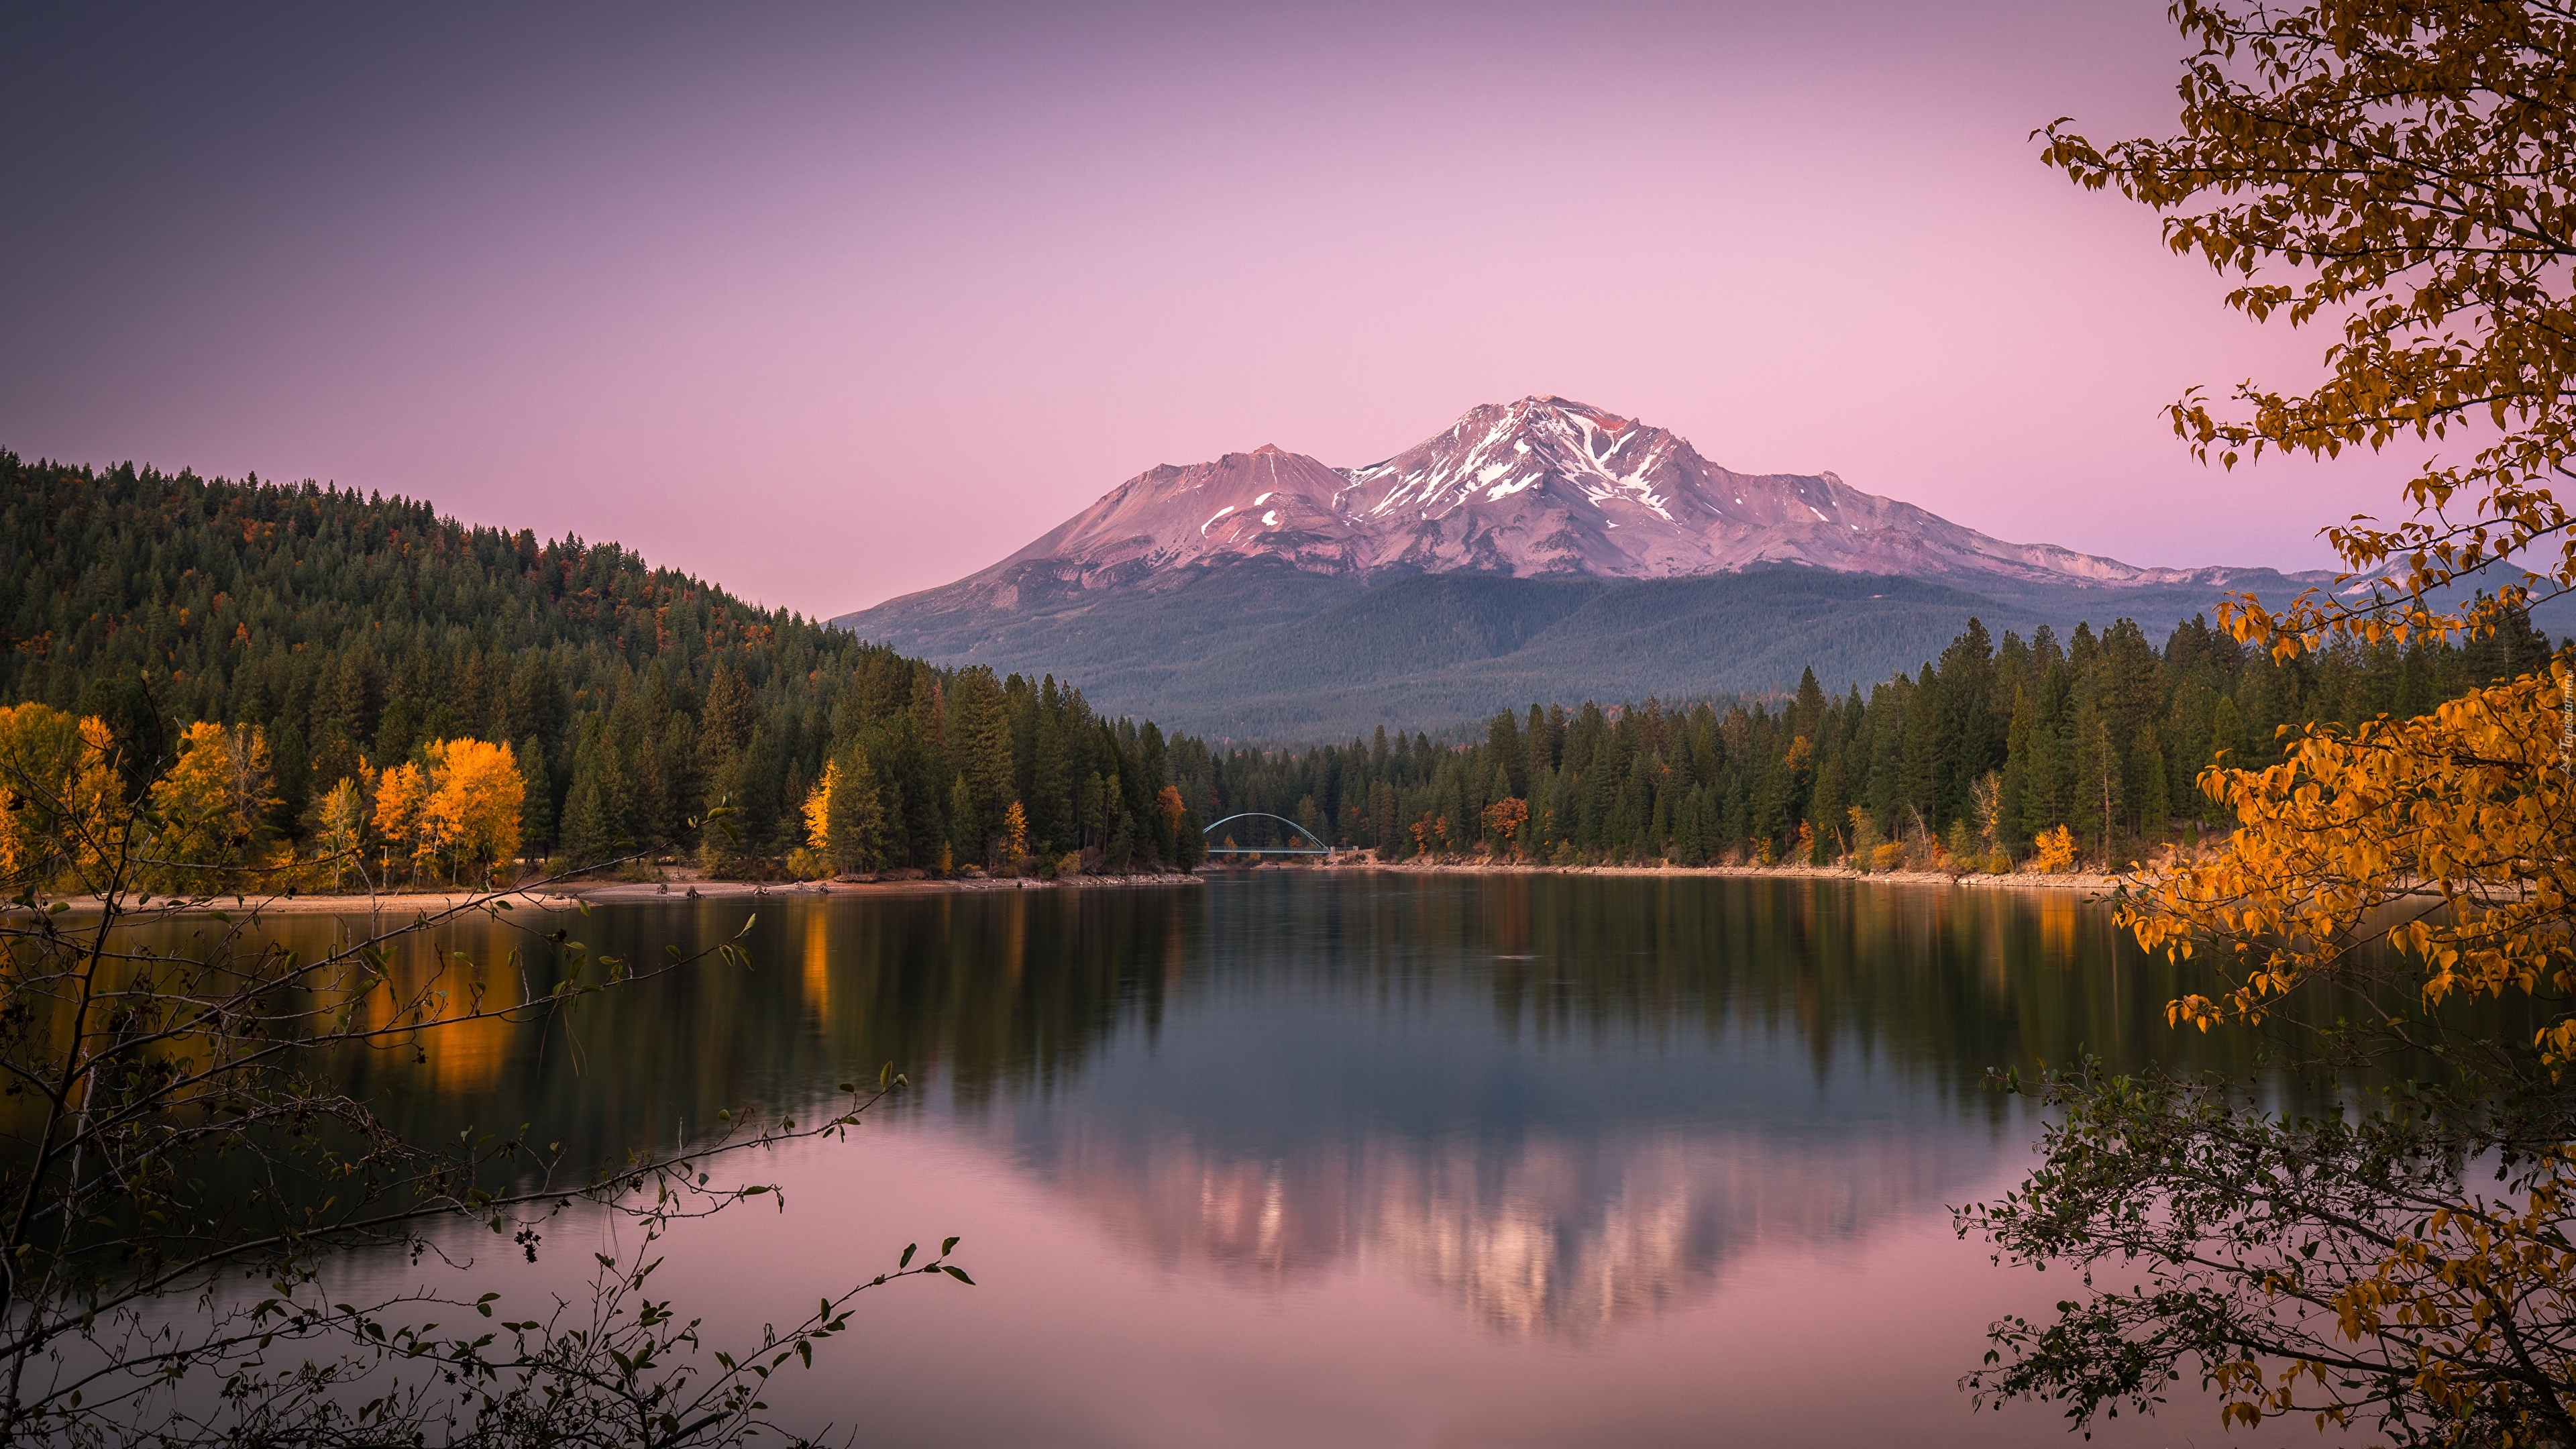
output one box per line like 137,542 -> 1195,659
1201,812 -> 1330,857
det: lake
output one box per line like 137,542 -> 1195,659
254,872 -> 2295,1447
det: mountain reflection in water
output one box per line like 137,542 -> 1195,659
1028,1118 -> 1987,1340
144,873 -> 2369,1445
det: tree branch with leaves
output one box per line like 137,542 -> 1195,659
1967,2 -> 2576,1442
2040,0 -> 2576,645
0,726 -> 970,1447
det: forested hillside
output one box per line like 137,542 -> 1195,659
0,453 -> 1205,879
7,450 -> 2555,883
843,557 -> 2079,739
1181,608 -> 2561,869
835,551 -> 2554,743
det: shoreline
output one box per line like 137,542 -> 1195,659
27,870 -> 1208,918
1241,858 -> 2128,895
30,858 -> 2125,917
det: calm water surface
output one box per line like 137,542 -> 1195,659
244,874 -> 2296,1447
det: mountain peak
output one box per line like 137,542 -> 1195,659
895,397 -> 2265,605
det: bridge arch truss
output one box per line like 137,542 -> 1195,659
1201,812 -> 1331,856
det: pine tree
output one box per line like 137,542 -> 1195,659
948,668 -> 1014,843
822,747 -> 887,872
2136,724 -> 2170,842
1487,710 -> 1528,798
1794,665 -> 1829,738
702,661 -> 755,763
1030,705 -> 1073,853
559,773 -> 610,867
948,773 -> 979,868
515,735 -> 553,853
559,720 -> 624,865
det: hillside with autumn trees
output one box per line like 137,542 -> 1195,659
0,452 -> 1208,885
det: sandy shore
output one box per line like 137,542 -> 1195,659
28,857 -> 2124,918
27,869 -> 1206,917
1250,857 -> 2129,895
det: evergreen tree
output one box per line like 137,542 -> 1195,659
822,747 -> 887,872
516,734 -> 553,854
947,773 -> 979,867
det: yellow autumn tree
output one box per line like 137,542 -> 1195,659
794,758 -> 843,879
64,718 -> 127,877
801,760 -> 841,856
422,738 -> 524,883
145,721 -> 277,890
2135,669 -> 2575,1045
800,749 -> 885,877
373,760 -> 430,885
1000,801 -> 1029,869
0,705 -> 125,889
313,776 -> 368,890
354,741 -> 524,888
0,705 -> 83,875
1967,3 -> 2576,1442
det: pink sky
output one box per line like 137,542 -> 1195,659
1,1 -> 2419,614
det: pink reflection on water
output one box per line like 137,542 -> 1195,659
1026,1119 -> 1990,1344
396,1124 -> 2241,1448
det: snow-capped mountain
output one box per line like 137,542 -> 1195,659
832,396 -> 2347,737
934,396 -> 2284,601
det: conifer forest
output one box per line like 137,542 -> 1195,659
3,449 -> 2553,884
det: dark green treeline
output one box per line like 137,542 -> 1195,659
1181,611 -> 2560,867
0,455 -> 1205,873
9,453 -> 2557,874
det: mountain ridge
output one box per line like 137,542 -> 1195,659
833,396 -> 2398,739
866,395 -> 2336,622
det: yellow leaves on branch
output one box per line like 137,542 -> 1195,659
2322,1162 -> 2576,1428
2123,659 -> 2576,1057
2027,7 -> 2576,1438
2041,0 -> 2576,647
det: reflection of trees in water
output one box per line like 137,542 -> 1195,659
112,875 -> 2478,1318
117,889 -> 1196,1181
978,875 -> 2481,1340
117,877 -> 2330,1145
1203,873 -> 2307,1090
